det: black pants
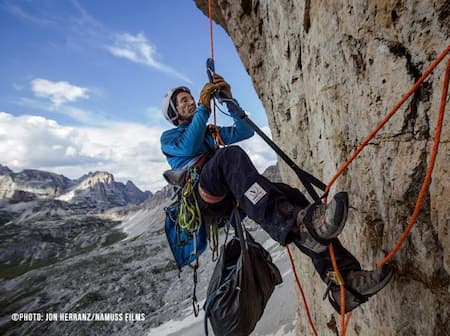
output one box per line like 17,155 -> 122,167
196,146 -> 361,281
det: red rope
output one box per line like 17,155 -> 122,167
376,56 -> 450,268
207,0 -> 218,128
207,0 -> 214,61
324,45 -> 450,194
205,5 -> 448,333
286,246 -> 319,336
328,243 -> 352,336
326,45 -> 449,335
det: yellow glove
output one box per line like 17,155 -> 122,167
198,74 -> 233,107
212,74 -> 232,98
198,82 -> 219,107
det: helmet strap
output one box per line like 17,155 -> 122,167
169,99 -> 179,122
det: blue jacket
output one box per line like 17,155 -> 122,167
161,103 -> 254,169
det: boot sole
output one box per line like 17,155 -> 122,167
328,192 -> 349,239
360,263 -> 395,296
330,264 -> 395,313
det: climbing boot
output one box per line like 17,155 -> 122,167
327,263 -> 395,313
293,192 -> 349,253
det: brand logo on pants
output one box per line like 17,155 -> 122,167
244,182 -> 267,205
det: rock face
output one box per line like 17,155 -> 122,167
0,167 -> 151,208
57,171 -> 150,207
0,164 -> 12,175
195,1 -> 449,335
0,169 -> 73,200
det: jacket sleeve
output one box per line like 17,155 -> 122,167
161,105 -> 210,157
218,100 -> 255,145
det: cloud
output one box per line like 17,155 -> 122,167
0,112 -> 278,192
239,126 -> 277,173
0,112 -> 90,169
31,78 -> 89,106
0,112 -> 168,192
145,105 -> 167,126
106,33 -> 192,83
0,2 -> 56,25
15,97 -> 102,126
12,78 -> 110,125
3,1 -> 191,84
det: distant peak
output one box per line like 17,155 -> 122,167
125,180 -> 136,187
0,164 -> 13,175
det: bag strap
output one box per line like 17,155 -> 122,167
204,206 -> 245,336
231,206 -> 252,262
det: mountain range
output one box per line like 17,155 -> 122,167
0,164 -> 151,209
0,163 -> 294,336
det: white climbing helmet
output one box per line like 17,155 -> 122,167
162,86 -> 191,125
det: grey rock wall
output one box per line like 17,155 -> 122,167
195,1 -> 449,335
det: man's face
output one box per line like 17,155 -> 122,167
176,91 -> 196,123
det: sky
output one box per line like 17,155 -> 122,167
0,0 -> 276,192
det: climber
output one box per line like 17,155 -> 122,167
160,74 -> 394,312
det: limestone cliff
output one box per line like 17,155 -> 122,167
195,1 -> 449,335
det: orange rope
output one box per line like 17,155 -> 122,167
325,46 -> 449,335
208,124 -> 226,146
377,56 -> 450,268
344,312 -> 352,332
205,5 -> 447,333
321,45 -> 449,336
207,0 -> 218,128
207,0 -> 214,61
324,45 -> 450,194
328,243 -> 347,335
286,246 -> 319,336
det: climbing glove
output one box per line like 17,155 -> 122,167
212,74 -> 233,98
198,74 -> 233,107
199,82 -> 218,107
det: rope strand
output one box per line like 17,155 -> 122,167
328,243 -> 347,335
286,246 -> 319,336
326,45 -> 449,335
324,45 -> 450,194
204,5 -> 448,333
207,0 -> 214,61
207,0 -> 218,128
376,56 -> 450,268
